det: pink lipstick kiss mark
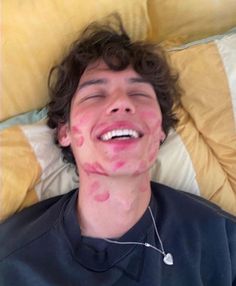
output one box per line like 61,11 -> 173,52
113,145 -> 128,152
94,192 -> 110,202
114,161 -> 126,171
141,111 -> 160,119
89,181 -> 101,195
71,126 -> 82,134
83,162 -> 108,176
76,136 -> 84,147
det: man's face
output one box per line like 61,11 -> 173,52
59,60 -> 165,177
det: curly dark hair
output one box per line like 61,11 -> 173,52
47,18 -> 181,165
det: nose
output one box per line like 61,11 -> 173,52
106,92 -> 136,115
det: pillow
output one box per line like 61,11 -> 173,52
1,30 -> 236,220
1,117 -> 199,221
0,118 -> 78,221
2,0 -> 150,121
167,31 -> 236,214
148,0 -> 236,47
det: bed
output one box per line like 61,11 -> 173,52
1,0 -> 236,220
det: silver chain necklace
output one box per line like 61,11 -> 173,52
103,206 -> 174,266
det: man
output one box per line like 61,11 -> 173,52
0,20 -> 235,285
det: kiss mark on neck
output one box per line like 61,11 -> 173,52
94,191 -> 110,202
89,181 -> 101,195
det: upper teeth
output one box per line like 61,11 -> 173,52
100,129 -> 139,141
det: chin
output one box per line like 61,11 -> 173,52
106,160 -> 151,177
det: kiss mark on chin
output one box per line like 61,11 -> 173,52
113,161 -> 126,171
113,145 -> 128,152
83,162 -> 108,176
94,192 -> 110,202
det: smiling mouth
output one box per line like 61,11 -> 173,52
99,129 -> 143,142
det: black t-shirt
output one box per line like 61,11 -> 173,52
0,182 -> 235,286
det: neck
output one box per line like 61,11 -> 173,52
77,171 -> 151,239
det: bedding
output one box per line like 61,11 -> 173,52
1,31 -> 235,220
1,0 -> 150,121
1,0 -> 236,220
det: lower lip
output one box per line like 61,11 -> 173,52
99,138 -> 141,150
100,137 -> 140,144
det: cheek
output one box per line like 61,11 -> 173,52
141,109 -> 163,134
134,160 -> 148,175
148,149 -> 157,162
141,108 -> 162,123
71,126 -> 84,147
75,136 -> 84,147
71,107 -> 93,126
71,126 -> 81,134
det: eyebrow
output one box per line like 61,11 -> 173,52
128,77 -> 151,85
77,76 -> 151,91
77,79 -> 108,91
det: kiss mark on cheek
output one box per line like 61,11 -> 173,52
94,191 -> 110,202
75,136 -> 84,147
154,120 -> 162,129
141,110 -> 161,120
71,126 -> 82,134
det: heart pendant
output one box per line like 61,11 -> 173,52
163,253 -> 174,265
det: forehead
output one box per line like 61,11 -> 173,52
79,60 -> 142,83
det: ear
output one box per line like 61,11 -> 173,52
160,130 -> 166,144
57,123 -> 71,147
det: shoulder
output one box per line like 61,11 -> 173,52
151,181 -> 236,223
0,190 -> 77,260
151,182 -> 236,259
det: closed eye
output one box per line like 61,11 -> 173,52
129,93 -> 152,98
80,94 -> 105,103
